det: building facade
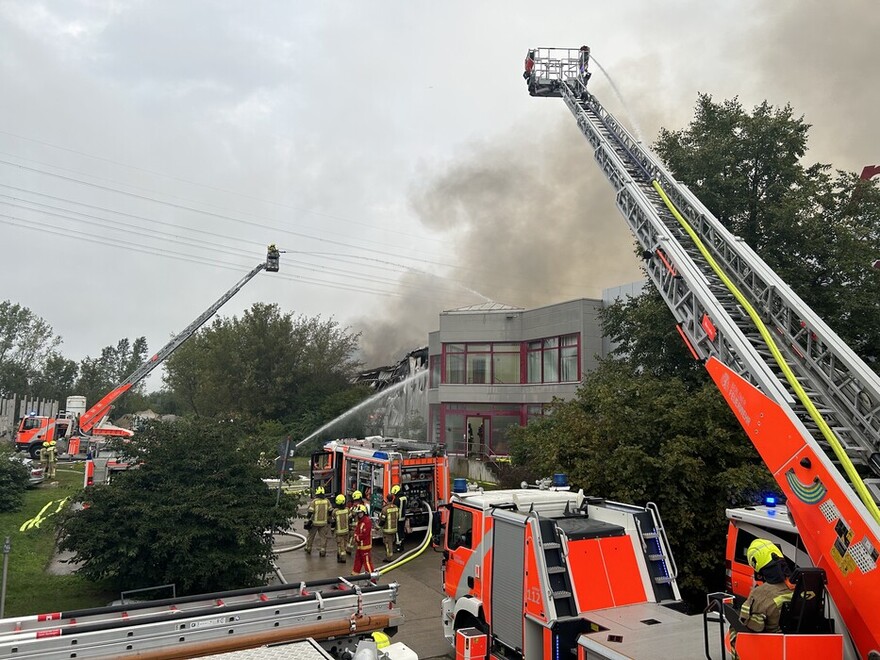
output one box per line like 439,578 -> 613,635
426,299 -> 605,459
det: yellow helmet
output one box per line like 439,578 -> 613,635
747,538 -> 783,572
356,504 -> 367,514
335,494 -> 346,505
352,490 -> 363,500
315,486 -> 325,495
391,484 -> 401,495
43,441 -> 50,447
371,631 -> 390,648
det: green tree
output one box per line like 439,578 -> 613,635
0,444 -> 31,512
30,353 -> 79,403
600,289 -> 704,384
510,361 -> 774,604
163,303 -> 362,421
0,300 -> 63,396
57,418 -> 300,594
655,94 -> 880,364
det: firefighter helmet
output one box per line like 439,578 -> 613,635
747,538 -> 783,572
43,441 -> 50,447
391,484 -> 401,495
315,486 -> 325,495
352,490 -> 363,500
356,504 -> 367,515
335,494 -> 346,505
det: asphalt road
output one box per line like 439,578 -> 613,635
272,528 -> 453,660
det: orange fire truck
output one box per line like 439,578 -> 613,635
14,246 -> 280,460
309,436 -> 449,536
439,48 -> 880,659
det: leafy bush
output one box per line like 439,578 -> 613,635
0,445 -> 31,512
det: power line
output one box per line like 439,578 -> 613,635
0,214 -> 405,299
0,155 -> 463,270
0,196 -> 470,297
0,128 -> 449,246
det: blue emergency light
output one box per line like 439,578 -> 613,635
372,451 -> 389,460
763,494 -> 777,508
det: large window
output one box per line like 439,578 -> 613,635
443,342 -> 521,384
527,334 -> 580,383
445,344 -> 466,384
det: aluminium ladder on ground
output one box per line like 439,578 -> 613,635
0,575 -> 401,659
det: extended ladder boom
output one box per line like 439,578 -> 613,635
527,47 -> 880,658
78,245 -> 281,433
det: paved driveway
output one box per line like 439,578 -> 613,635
272,530 -> 453,659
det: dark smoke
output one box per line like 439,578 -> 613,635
355,120 -> 643,366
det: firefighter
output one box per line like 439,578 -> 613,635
46,440 -> 58,479
331,494 -> 349,563
392,484 -> 408,553
379,493 -> 400,562
352,504 -> 374,575
39,441 -> 50,476
347,490 -> 365,550
304,486 -> 330,556
730,538 -> 795,657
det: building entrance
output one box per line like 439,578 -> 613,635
466,416 -> 488,458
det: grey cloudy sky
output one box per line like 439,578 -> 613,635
1,1 -> 877,389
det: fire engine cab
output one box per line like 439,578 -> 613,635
310,436 -> 449,535
443,478 -> 845,659
442,477 -> 704,659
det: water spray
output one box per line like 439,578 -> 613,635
590,56 -> 644,144
295,370 -> 429,449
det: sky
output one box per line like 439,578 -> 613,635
1,0 -> 877,392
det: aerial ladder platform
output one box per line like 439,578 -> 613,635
14,245 -> 282,459
0,574 -> 401,659
527,47 -> 880,658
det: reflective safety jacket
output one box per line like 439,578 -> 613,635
739,582 -> 793,632
308,497 -> 330,526
380,503 -> 399,533
354,515 -> 372,550
333,506 -> 349,534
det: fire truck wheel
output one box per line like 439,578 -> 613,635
28,445 -> 40,460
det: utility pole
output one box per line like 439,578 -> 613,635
1,536 -> 10,618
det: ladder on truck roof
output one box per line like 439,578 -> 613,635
0,575 -> 400,659
528,47 -> 880,658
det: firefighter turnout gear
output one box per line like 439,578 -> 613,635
39,442 -> 50,475
739,581 -> 794,633
347,491 -> 367,551
395,490 -> 408,552
332,499 -> 350,563
730,538 -> 795,658
46,440 -> 57,479
352,505 -> 374,574
379,495 -> 400,562
305,491 -> 330,556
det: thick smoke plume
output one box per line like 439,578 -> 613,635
355,122 -> 643,365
